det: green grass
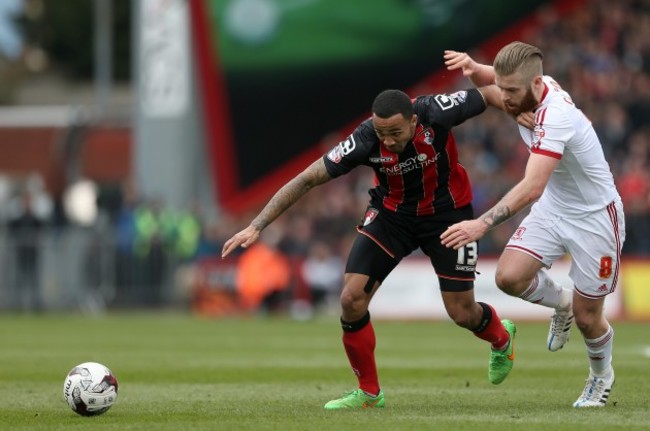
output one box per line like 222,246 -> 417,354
0,313 -> 649,430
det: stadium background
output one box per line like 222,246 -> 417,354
0,0 -> 648,320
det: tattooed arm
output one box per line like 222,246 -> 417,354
441,153 -> 559,250
222,158 -> 332,258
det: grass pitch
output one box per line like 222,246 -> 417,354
0,312 -> 648,430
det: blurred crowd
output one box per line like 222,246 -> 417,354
2,0 -> 648,314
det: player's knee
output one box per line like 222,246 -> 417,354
495,267 -> 525,296
574,310 -> 599,333
574,315 -> 599,335
339,289 -> 368,318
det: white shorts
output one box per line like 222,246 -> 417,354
505,200 -> 625,298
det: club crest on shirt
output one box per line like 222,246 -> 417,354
417,128 -> 435,145
532,125 -> 545,148
512,226 -> 526,240
362,208 -> 379,226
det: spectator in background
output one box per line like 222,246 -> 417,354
194,218 -> 233,261
7,188 -> 47,311
114,180 -> 138,301
170,203 -> 202,262
235,225 -> 291,313
131,198 -> 174,306
617,131 -> 650,254
300,240 -> 343,314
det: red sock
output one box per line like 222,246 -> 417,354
342,317 -> 380,396
473,303 -> 509,350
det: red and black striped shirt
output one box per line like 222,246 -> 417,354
323,88 -> 486,216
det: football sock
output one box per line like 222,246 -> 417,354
473,302 -> 510,350
341,312 -> 380,396
519,270 -> 570,310
585,325 -> 614,377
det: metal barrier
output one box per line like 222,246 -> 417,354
0,226 -> 178,312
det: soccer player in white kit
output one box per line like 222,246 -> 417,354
441,41 -> 625,407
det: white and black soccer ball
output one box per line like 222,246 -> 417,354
63,362 -> 118,416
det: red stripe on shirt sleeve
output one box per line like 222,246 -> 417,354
531,147 -> 562,159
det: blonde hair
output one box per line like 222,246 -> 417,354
493,41 -> 543,81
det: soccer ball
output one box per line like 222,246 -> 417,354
63,362 -> 118,416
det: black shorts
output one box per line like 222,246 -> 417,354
345,204 -> 478,292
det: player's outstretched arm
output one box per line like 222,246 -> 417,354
478,85 -> 505,111
444,50 -> 496,87
441,153 -> 558,250
221,158 -> 332,258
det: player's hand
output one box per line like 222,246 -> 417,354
516,112 -> 535,130
221,225 -> 261,258
440,219 -> 488,250
444,50 -> 479,77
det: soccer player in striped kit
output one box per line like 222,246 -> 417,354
222,84 -> 518,409
442,41 -> 625,407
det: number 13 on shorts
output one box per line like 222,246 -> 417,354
456,241 -> 478,269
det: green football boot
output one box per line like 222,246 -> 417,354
324,389 -> 385,410
489,319 -> 516,384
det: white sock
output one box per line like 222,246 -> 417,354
519,270 -> 571,310
585,325 -> 614,378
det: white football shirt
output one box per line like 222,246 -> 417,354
518,75 -> 620,217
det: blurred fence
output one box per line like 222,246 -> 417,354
0,223 -> 318,316
0,225 -> 179,312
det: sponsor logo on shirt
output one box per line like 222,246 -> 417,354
455,265 -> 475,272
378,153 -> 439,176
326,136 -> 357,163
434,91 -> 468,110
369,155 -> 396,164
327,146 -> 343,163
